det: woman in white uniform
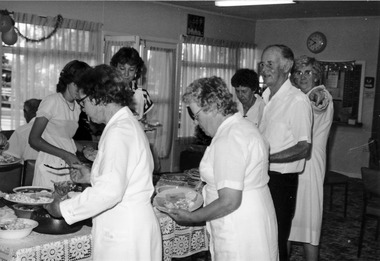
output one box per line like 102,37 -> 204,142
44,64 -> 162,261
166,76 -> 278,261
30,60 -> 91,188
288,56 -> 334,261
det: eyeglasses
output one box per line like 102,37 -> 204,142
193,108 -> 203,121
186,107 -> 203,121
77,95 -> 88,109
293,70 -> 313,78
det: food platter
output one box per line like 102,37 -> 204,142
13,186 -> 53,194
4,191 -> 54,205
153,187 -> 203,213
0,154 -> 21,166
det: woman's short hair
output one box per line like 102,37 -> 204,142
77,64 -> 134,107
182,76 -> 238,116
56,60 -> 91,93
292,55 -> 323,81
231,68 -> 259,92
110,47 -> 145,80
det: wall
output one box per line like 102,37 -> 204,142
256,17 -> 380,178
0,1 -> 256,172
0,1 -> 255,42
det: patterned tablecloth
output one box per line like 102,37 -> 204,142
0,226 -> 92,261
0,211 -> 208,261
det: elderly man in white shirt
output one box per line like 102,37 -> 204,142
5,99 -> 41,163
259,44 -> 313,261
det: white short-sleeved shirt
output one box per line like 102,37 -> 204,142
6,118 -> 38,162
237,94 -> 265,127
259,79 -> 312,174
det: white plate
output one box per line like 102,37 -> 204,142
4,192 -> 54,206
83,146 -> 98,162
13,186 -> 53,194
153,187 -> 203,212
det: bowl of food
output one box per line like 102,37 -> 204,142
0,218 -> 38,239
12,204 -> 42,219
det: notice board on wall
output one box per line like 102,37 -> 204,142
324,61 -> 365,124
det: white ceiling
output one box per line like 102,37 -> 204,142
159,1 -> 380,21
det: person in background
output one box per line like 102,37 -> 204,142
44,64 -> 162,260
231,68 -> 265,127
5,99 -> 41,163
166,76 -> 278,260
259,44 -> 313,261
110,47 -> 160,173
288,56 -> 334,261
110,46 -> 154,120
29,60 -> 91,188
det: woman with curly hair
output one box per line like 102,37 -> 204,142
44,64 -> 162,260
166,76 -> 278,261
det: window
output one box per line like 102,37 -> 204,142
0,12 -> 102,130
177,35 -> 256,138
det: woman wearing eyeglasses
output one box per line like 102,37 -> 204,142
166,76 -> 278,260
29,60 -> 91,188
44,64 -> 161,260
288,56 -> 334,261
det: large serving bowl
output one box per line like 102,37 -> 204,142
0,218 -> 38,239
30,208 -> 83,235
12,204 -> 42,219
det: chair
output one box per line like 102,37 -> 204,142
357,167 -> 380,257
324,170 -> 349,217
21,159 -> 36,186
0,163 -> 23,193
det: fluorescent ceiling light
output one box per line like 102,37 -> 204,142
215,0 -> 295,7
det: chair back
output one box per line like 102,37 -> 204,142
22,159 -> 36,186
361,167 -> 380,197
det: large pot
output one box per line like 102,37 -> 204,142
30,208 -> 83,235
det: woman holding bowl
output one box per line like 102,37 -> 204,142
166,76 -> 278,260
44,64 -> 162,260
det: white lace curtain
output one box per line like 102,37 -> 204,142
7,12 -> 102,129
178,35 -> 256,138
145,45 -> 175,158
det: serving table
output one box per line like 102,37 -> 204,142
0,171 -> 209,261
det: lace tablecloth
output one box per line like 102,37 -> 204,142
0,226 -> 92,261
155,209 -> 208,261
0,213 -> 208,261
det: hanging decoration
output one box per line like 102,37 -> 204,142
0,9 -> 63,46
319,60 -> 356,72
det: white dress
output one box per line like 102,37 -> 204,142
200,113 -> 278,261
60,107 -> 162,261
289,85 -> 334,245
33,93 -> 80,188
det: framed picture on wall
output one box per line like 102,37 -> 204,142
187,14 -> 205,37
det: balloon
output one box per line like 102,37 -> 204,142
2,27 -> 18,45
0,15 -> 13,33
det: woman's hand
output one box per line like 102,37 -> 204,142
165,208 -> 195,226
70,163 -> 91,184
43,196 -> 63,218
63,152 -> 81,167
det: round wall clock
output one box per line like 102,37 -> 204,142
307,31 -> 327,54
